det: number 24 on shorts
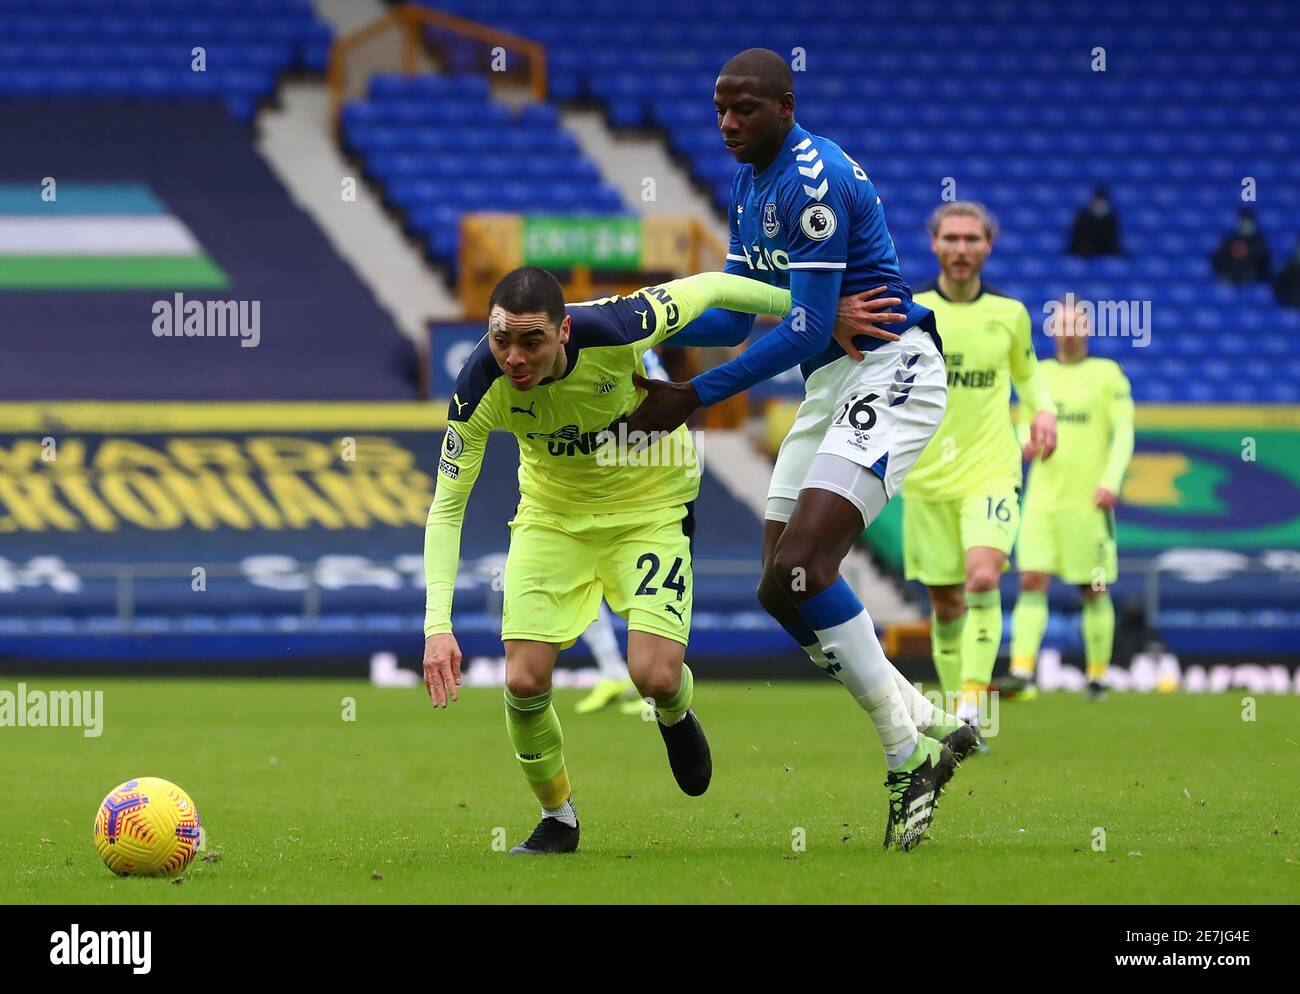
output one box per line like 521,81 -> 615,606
636,553 -> 687,600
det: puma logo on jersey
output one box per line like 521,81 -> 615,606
511,400 -> 537,418
636,308 -> 649,330
452,393 -> 468,415
663,604 -> 684,622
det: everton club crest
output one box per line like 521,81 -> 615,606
763,201 -> 780,237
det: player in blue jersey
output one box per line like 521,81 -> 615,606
627,48 -> 974,850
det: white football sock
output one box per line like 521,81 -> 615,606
812,609 -> 920,769
542,796 -> 577,828
807,641 -> 945,735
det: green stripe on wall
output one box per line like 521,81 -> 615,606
0,255 -> 228,289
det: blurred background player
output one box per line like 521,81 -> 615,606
901,202 -> 1058,726
423,267 -> 791,854
1004,298 -> 1134,701
574,346 -> 671,716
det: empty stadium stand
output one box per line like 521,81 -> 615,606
0,0 -> 332,122
423,0 -> 1300,403
341,72 -> 628,273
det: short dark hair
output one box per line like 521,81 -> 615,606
488,267 -> 566,326
719,48 -> 794,100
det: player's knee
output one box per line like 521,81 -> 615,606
1020,572 -> 1050,594
632,661 -> 679,701
505,669 -> 551,700
930,588 -> 965,622
966,569 -> 1000,594
771,539 -> 836,598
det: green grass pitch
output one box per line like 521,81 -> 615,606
3,677 -> 1298,903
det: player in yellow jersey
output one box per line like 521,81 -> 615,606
897,203 -> 1057,726
1004,298 -> 1134,701
421,266 -> 791,854
574,347 -> 674,717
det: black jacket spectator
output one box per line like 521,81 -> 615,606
1212,210 -> 1272,284
1275,244 -> 1300,309
1069,186 -> 1123,257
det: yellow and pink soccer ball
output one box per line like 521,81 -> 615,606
93,777 -> 202,877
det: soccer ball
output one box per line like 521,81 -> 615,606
93,777 -> 202,877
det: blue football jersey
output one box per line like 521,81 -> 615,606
723,122 -> 933,378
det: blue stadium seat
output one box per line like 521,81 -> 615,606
0,1 -> 330,117
345,66 -> 627,267
384,0 -> 1298,405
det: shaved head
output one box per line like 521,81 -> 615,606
719,47 -> 794,99
714,48 -> 796,168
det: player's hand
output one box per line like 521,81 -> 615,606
1094,487 -> 1118,509
625,371 -> 701,438
832,285 -> 906,360
1022,411 -> 1058,461
423,633 -> 462,709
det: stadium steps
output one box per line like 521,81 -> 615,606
313,0 -> 391,36
256,77 -> 463,332
559,108 -> 724,236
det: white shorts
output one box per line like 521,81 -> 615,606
766,327 -> 947,522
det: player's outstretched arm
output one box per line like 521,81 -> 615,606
668,306 -> 757,347
1097,368 -> 1135,507
673,282 -> 907,353
691,267 -> 842,403
636,272 -> 790,348
626,268 -> 840,435
655,271 -> 791,332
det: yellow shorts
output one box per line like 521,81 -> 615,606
903,486 -> 1021,587
502,501 -> 694,646
1016,502 -> 1118,586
